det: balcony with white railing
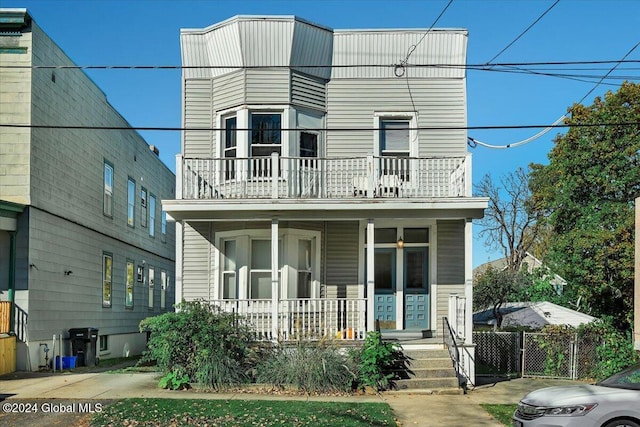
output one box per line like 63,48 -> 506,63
211,298 -> 367,342
179,153 -> 470,200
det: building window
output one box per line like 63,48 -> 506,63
250,239 -> 272,299
160,270 -> 167,309
300,132 -> 318,158
297,239 -> 312,298
224,116 -> 237,180
137,265 -> 144,283
99,335 -> 108,352
127,178 -> 135,227
222,240 -> 237,299
102,252 -> 113,307
140,187 -> 147,228
125,260 -> 134,308
148,266 -> 155,309
380,119 -> 410,157
161,211 -> 167,243
250,113 -> 281,157
149,194 -> 156,238
103,161 -> 114,217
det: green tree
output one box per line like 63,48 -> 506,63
475,167 -> 541,272
529,81 -> 640,329
473,265 -> 530,327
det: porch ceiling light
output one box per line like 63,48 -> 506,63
397,236 -> 404,249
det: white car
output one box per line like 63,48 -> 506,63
513,363 -> 640,427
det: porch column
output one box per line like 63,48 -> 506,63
464,219 -> 473,344
271,219 -> 279,340
174,221 -> 183,311
366,219 -> 375,332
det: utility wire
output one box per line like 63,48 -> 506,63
484,0 -> 561,66
2,121 -> 638,133
395,0 -> 455,117
469,40 -> 640,149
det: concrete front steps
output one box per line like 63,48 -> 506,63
390,348 -> 463,394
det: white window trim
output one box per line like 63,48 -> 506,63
372,112 -> 418,157
215,228 -> 321,300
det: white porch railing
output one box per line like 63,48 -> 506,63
448,294 -> 466,341
180,154 -> 468,200
211,298 -> 367,342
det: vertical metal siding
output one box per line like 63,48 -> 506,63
180,33 -> 212,79
291,21 -> 333,80
239,20 -> 294,67
332,30 -> 467,79
204,22 -> 244,78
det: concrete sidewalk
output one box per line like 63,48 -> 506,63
0,369 -> 585,426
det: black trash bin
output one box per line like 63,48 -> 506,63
68,327 -> 99,367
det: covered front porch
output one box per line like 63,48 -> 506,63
165,194 -> 486,343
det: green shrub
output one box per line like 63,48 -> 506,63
256,340 -> 356,393
158,369 -> 190,390
357,331 -> 401,391
139,300 -> 255,390
581,318 -> 640,380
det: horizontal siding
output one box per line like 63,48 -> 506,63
436,284 -> 464,336
212,71 -> 245,112
437,220 -> 465,285
184,78 -> 214,158
182,222 -> 212,301
245,69 -> 290,104
291,72 -> 326,111
325,221 -> 359,296
326,79 -> 467,157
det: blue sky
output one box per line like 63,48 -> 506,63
4,0 -> 640,266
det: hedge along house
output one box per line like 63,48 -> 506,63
163,15 -> 487,381
0,9 -> 176,371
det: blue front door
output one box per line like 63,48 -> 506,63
373,248 -> 396,330
403,247 -> 429,330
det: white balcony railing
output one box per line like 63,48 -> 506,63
180,154 -> 469,200
211,298 -> 367,341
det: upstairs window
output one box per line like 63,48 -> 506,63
127,178 -> 135,227
224,116 -> 237,180
103,161 -> 114,217
380,120 -> 410,157
141,187 -> 148,228
161,211 -> 167,243
300,132 -> 318,158
250,113 -> 281,157
149,194 -> 156,238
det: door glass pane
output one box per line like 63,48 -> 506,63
297,272 -> 311,299
375,252 -> 394,291
405,249 -> 427,290
298,240 -> 311,270
251,240 -> 271,269
300,132 -> 318,157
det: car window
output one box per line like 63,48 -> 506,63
598,364 -> 640,390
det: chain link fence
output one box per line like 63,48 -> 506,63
522,331 -> 602,380
474,330 -> 603,382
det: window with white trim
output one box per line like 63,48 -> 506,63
161,211 -> 167,243
224,115 -> 237,180
102,252 -> 112,307
380,120 -> 410,157
125,259 -> 134,308
297,239 -> 312,298
250,239 -> 273,299
103,161 -> 113,217
149,194 -> 156,238
160,270 -> 167,309
250,113 -> 281,157
148,266 -> 155,309
222,239 -> 237,299
127,178 -> 135,227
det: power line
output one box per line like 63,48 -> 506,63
1,121 -> 637,133
468,40 -> 640,149
485,0 -> 561,66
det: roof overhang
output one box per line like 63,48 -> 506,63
162,197 -> 489,222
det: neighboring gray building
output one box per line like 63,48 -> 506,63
164,15 -> 487,381
0,9 -> 176,371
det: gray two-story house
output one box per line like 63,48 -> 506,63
0,9 -> 176,371
163,15 -> 487,381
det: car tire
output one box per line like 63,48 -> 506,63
602,419 -> 640,427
